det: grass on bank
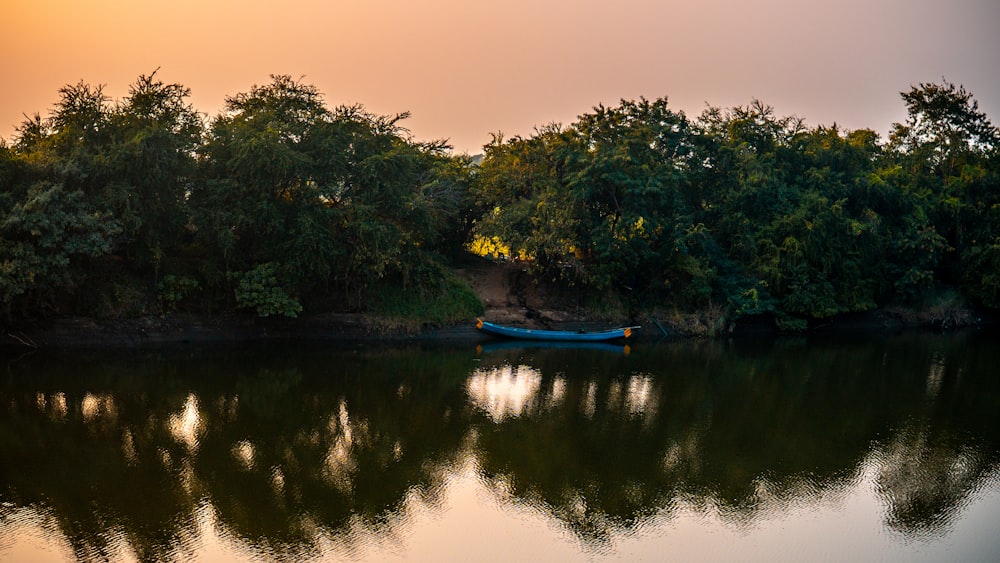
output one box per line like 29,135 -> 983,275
367,270 -> 484,333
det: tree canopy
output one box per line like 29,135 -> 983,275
2,76 -> 997,329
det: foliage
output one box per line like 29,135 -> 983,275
3,75 -> 999,328
473,98 -> 700,304
232,263 -> 302,318
104,71 -> 203,271
368,268 -> 484,328
0,182 -> 119,316
157,275 -> 200,312
884,80 -> 1000,305
189,75 -> 475,315
472,84 -> 1000,328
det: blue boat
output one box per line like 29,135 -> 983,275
476,318 -> 638,342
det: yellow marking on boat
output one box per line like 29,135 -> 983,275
624,327 -> 632,338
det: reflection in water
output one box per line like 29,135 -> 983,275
926,353 -> 946,399
0,332 -> 998,560
232,440 -> 255,471
169,394 -> 203,452
622,374 -> 657,422
80,393 -> 116,423
467,364 -> 545,422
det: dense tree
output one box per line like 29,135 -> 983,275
473,83 -> 998,328
2,73 -> 204,318
191,75 -> 333,314
0,183 -> 119,317
473,125 -> 581,278
2,75 -> 997,327
884,80 -> 1000,305
103,71 -> 203,272
689,101 -> 807,317
571,99 -> 702,300
473,98 -> 707,309
2,84 -> 117,318
192,75 -> 474,316
12,81 -> 113,196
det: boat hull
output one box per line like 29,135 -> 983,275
476,319 -> 636,342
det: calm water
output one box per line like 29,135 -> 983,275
1,330 -> 999,562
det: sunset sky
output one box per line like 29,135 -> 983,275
2,0 -> 998,154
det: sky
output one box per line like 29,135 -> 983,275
1,0 -> 998,155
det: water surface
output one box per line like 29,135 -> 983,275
1,330 -> 998,561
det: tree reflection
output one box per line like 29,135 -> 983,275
0,345 -> 476,560
0,379 -> 198,561
872,332 -> 1000,537
467,334 -> 1000,540
0,333 -> 998,558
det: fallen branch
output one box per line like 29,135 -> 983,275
8,332 -> 38,349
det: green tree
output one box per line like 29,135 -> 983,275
958,154 -> 1000,307
193,75 -> 474,316
192,75 -> 337,315
0,183 -> 119,318
12,81 -> 113,196
7,74 -> 204,315
473,125 -> 583,281
693,103 -> 894,325
690,101 -> 805,319
571,98 -> 700,300
885,80 -> 1000,298
473,98 -> 707,310
103,71 -> 203,272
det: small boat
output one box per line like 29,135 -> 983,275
476,318 -> 638,342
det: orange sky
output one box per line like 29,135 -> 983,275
2,0 -> 998,154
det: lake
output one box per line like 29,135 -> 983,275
1,330 -> 999,561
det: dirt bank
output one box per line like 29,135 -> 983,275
457,260 -> 588,327
0,261 -> 508,349
3,260 -> 996,350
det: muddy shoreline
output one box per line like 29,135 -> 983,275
5,259 -> 997,350
2,313 -> 486,350
3,307 -> 996,351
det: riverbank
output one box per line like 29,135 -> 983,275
4,306 -> 996,351
3,260 -> 996,350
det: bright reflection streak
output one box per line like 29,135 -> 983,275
122,429 -> 137,464
550,378 -> 566,410
466,364 -> 544,422
81,393 -> 117,423
233,440 -> 255,470
81,394 -> 99,421
602,375 -> 660,424
324,400 -> 357,493
582,382 -> 597,418
49,392 -> 69,419
625,375 -> 657,424
271,467 -> 285,495
927,355 -> 945,398
168,394 -> 204,452
338,400 -> 352,444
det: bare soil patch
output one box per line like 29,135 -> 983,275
455,259 -> 589,329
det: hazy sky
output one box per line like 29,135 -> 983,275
2,0 -> 998,154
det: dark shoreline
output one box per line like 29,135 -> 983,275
3,306 -> 997,351
2,313 -> 490,350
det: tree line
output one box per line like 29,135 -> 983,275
1,73 -> 998,329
